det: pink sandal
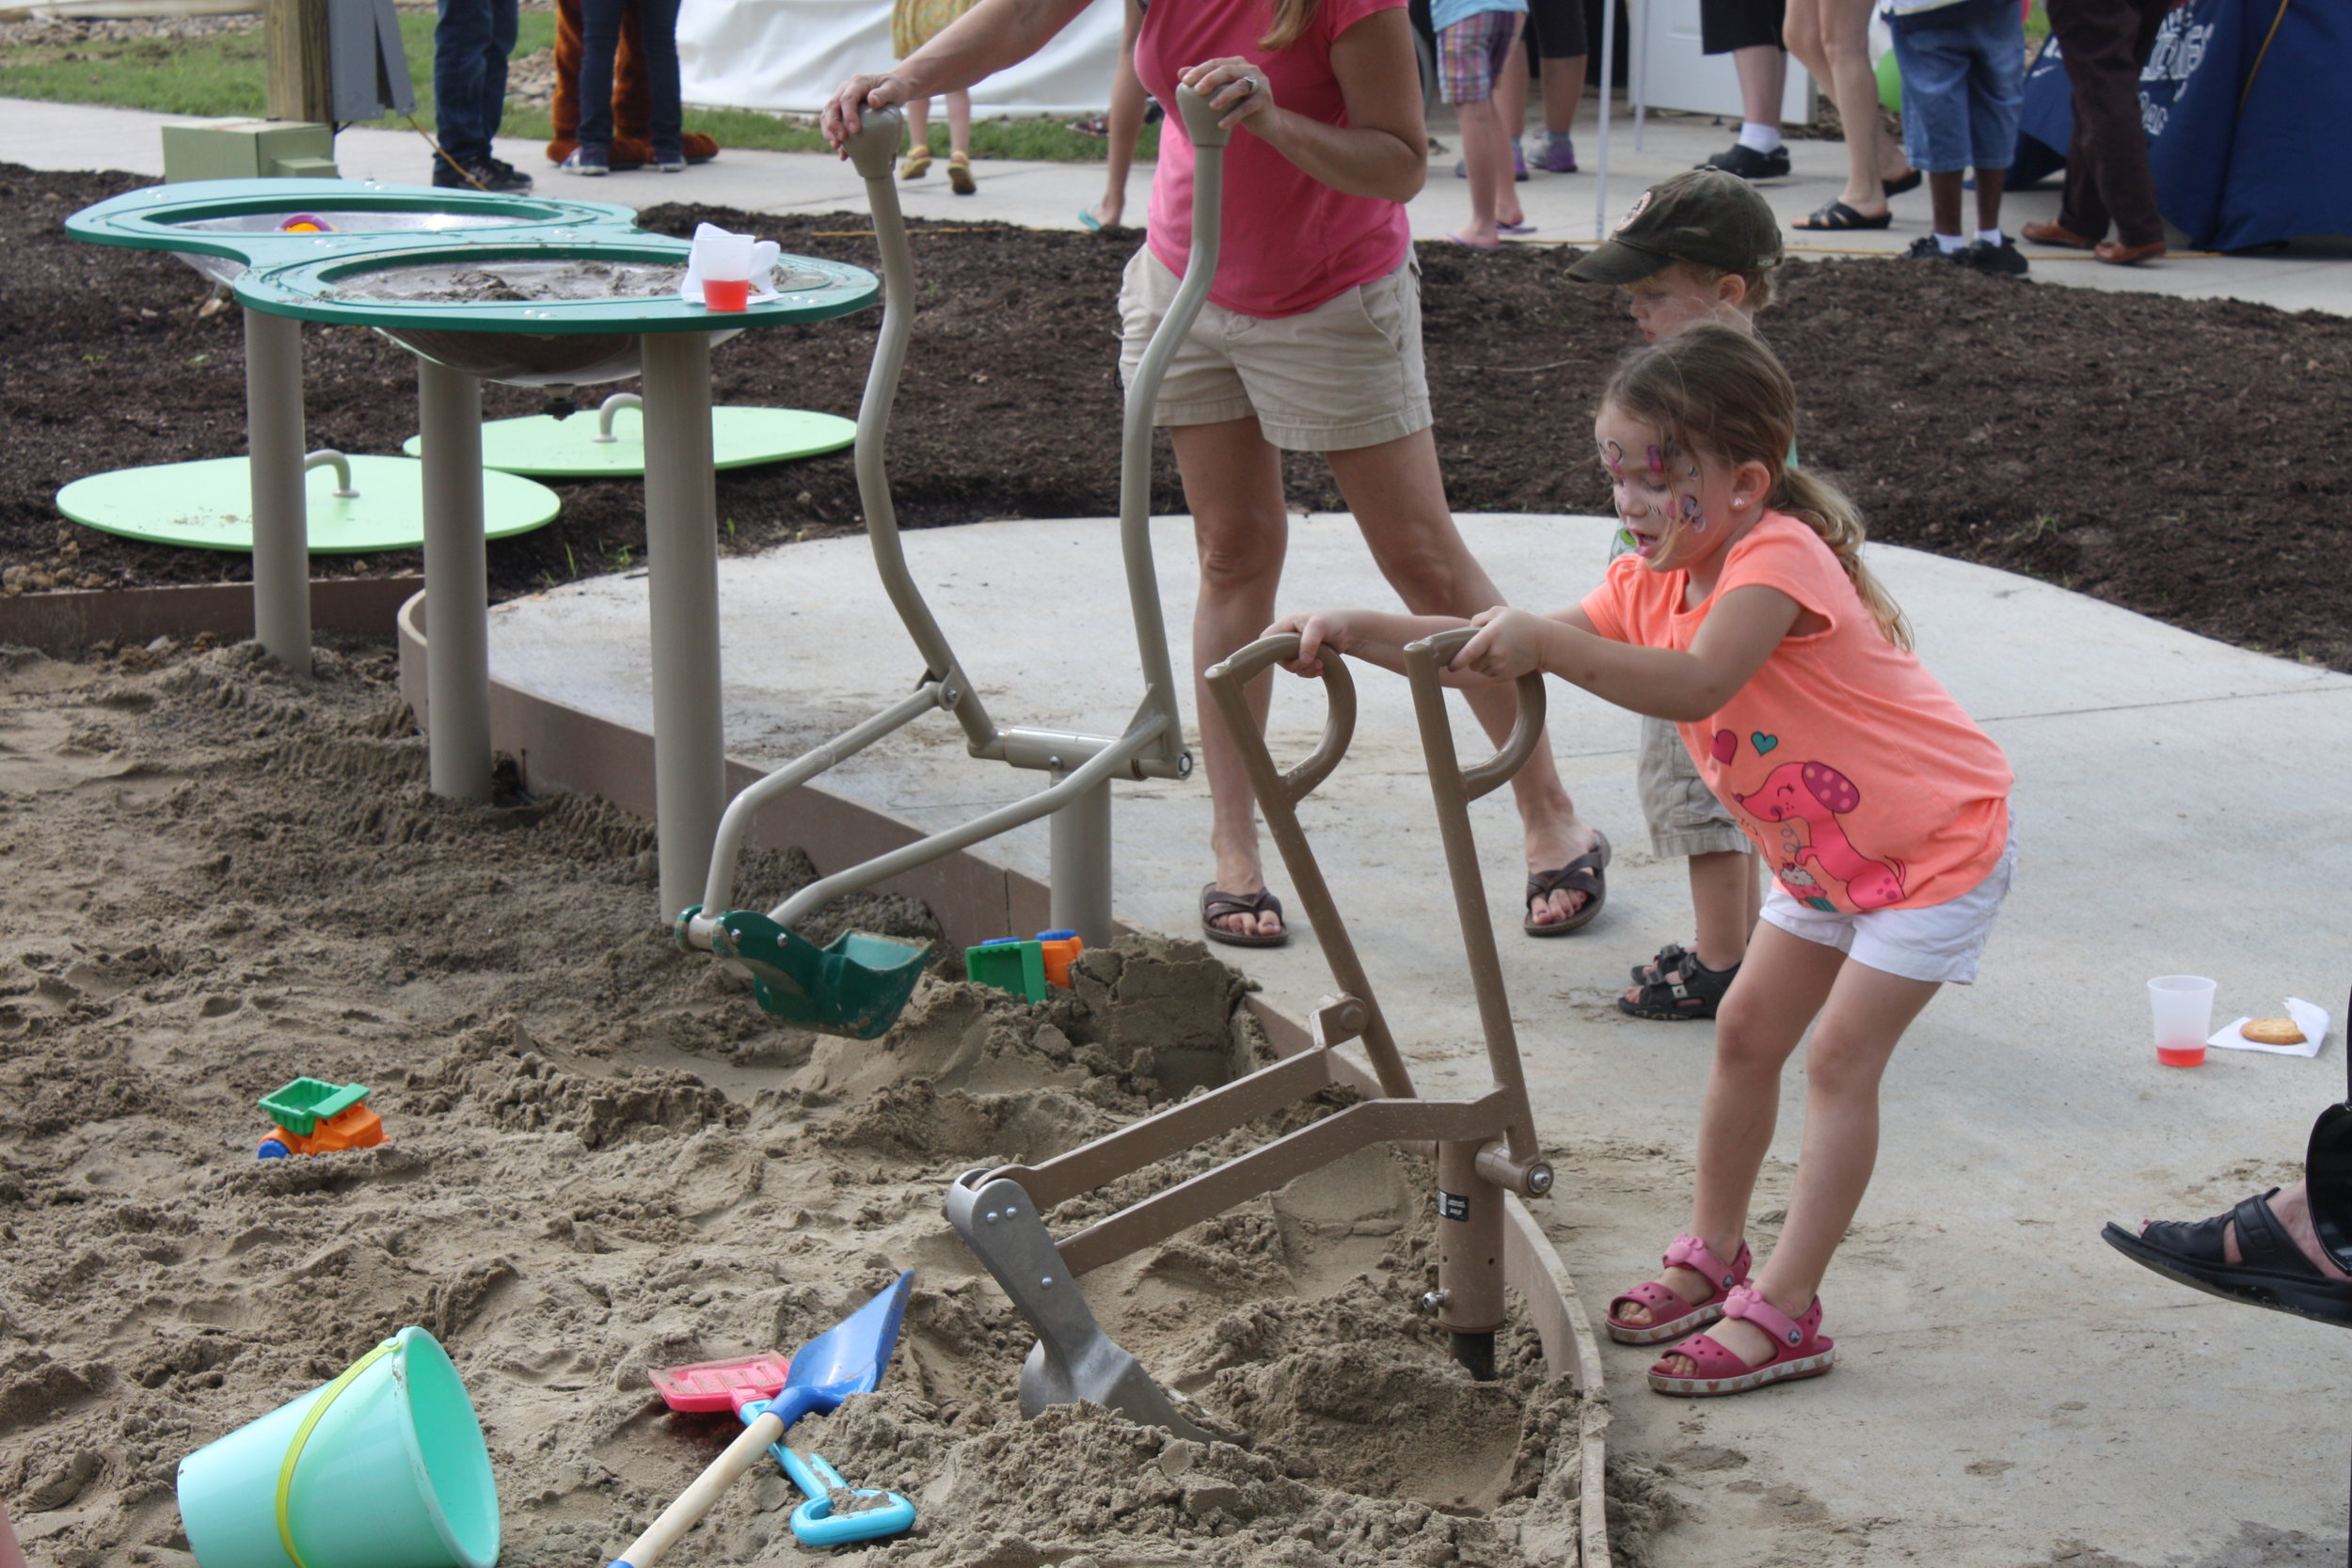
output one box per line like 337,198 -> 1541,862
1646,1286 -> 1836,1396
1606,1233 -> 1753,1345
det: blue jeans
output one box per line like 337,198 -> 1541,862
579,0 -> 682,162
434,0 -> 518,165
1889,0 -> 2025,174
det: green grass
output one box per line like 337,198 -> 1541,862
0,9 -> 1146,161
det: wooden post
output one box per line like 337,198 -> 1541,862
265,0 -> 333,123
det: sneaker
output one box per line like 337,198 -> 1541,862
652,145 -> 687,173
1532,131 -> 1577,173
562,144 -> 610,177
1904,234 -> 1963,261
1963,236 -> 2029,276
1695,142 -> 1789,181
432,157 -> 532,191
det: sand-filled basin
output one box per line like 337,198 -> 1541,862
64,177 -> 641,285
232,238 -> 877,386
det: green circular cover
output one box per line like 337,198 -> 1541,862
399,406 -> 856,476
56,455 -> 560,553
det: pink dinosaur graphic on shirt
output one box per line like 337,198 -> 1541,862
1734,760 -> 1908,911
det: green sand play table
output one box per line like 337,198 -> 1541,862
65,180 -> 641,673
233,232 -> 878,917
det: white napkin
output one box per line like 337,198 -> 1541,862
2209,996 -> 2330,1057
678,222 -> 784,306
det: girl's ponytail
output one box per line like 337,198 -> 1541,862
1601,325 -> 1912,651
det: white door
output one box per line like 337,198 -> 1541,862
1631,0 -> 1814,121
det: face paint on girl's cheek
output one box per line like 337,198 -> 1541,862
1645,444 -> 1665,475
1680,492 -> 1707,533
1600,438 -> 1626,480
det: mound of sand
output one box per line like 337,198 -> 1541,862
0,642 -> 1600,1568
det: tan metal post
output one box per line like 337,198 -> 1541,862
1435,1138 -> 1506,1379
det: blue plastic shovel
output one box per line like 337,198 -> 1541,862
609,1271 -> 916,1568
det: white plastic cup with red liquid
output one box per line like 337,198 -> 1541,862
2148,975 -> 2217,1068
688,226 -> 755,312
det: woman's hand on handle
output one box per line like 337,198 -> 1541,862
821,73 -> 914,149
1180,56 -> 1276,134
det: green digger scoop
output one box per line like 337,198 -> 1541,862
685,907 -> 930,1039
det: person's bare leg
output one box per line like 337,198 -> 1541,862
1658,944 -> 1942,1373
1787,0 -> 1895,218
1495,37 -> 1530,146
946,88 -> 972,159
1928,167 -> 1964,239
1175,418 -> 1291,941
1733,41 -> 1784,128
1974,166 -> 2007,234
905,94 -> 931,161
1089,0 -> 1146,228
1540,51 -> 1585,133
1613,922 -> 1844,1331
1688,850 -> 1758,969
1323,429 -> 1597,925
1452,95 -> 1512,245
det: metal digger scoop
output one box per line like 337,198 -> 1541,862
947,1170 -> 1216,1442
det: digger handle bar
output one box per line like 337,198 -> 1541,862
1205,632 -> 1357,805
1403,627 -> 1547,802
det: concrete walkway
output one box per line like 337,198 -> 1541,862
5,92 -> 2349,316
11,89 -> 2352,1565
492,513 -> 2352,1566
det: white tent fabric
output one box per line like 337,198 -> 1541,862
677,0 -> 1126,117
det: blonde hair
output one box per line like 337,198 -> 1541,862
1601,324 -> 1911,651
1259,0 -> 1320,51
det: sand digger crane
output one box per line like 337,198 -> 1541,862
674,87 -> 1241,1037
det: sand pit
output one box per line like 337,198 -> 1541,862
0,642 -> 1630,1568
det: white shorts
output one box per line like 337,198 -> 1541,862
1759,815 -> 2017,986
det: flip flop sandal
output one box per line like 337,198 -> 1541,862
1647,1286 -> 1835,1396
1525,830 -> 1610,937
1499,221 -> 1538,236
1078,205 -> 1105,232
1630,940 -> 1694,986
1883,169 -> 1923,198
1620,950 -> 1739,1022
1793,198 -> 1893,231
1608,1233 -> 1753,1344
1201,883 -> 1288,948
899,149 -> 931,181
948,152 -> 977,196
2102,1189 -> 2352,1328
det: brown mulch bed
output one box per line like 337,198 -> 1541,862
8,163 -> 2350,669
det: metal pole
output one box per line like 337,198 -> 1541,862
242,307 -> 310,676
639,330 -> 727,927
1595,0 -> 1617,242
415,356 -> 492,802
1048,771 -> 1114,947
1633,0 -> 1650,150
1435,1139 -> 1505,1380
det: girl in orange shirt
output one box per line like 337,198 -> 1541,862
1277,324 -> 2015,1396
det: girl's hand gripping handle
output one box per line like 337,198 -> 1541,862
606,1406 -> 787,1568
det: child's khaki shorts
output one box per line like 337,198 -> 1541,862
1116,247 -> 1433,452
1639,715 -> 1751,859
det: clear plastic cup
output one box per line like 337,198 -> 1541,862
693,231 -> 754,312
2148,975 -> 2217,1068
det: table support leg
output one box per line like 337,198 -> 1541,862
242,307 -> 310,677
640,332 -> 725,927
1049,773 -> 1114,948
416,357 -> 493,802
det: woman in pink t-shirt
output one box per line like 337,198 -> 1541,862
822,0 -> 1604,951
1277,325 -> 2016,1398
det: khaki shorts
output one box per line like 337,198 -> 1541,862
1115,247 -> 1434,452
1638,714 -> 1751,859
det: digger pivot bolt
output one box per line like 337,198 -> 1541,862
1419,1290 -> 1449,1313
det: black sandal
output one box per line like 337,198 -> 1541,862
2102,1189 -> 2352,1328
1619,946 -> 1739,1021
1525,830 -> 1609,937
1200,882 -> 1287,948
1793,198 -> 1893,231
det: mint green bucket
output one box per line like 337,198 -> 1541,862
177,1327 -> 501,1568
